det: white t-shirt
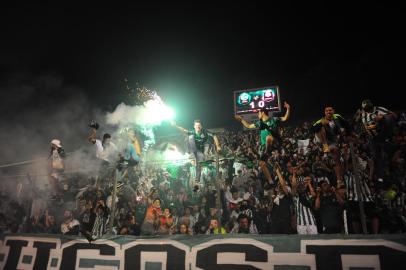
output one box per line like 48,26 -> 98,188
51,149 -> 64,170
233,162 -> 245,175
61,219 -> 80,234
95,139 -> 117,162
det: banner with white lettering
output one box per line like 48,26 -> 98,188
1,234 -> 405,270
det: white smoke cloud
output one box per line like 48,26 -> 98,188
106,99 -> 174,127
0,72 -> 104,193
105,96 -> 175,151
0,73 -> 178,203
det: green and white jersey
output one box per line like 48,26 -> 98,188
255,117 -> 280,146
188,129 -> 214,152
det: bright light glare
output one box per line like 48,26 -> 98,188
163,146 -> 189,165
142,98 -> 175,124
163,106 -> 175,120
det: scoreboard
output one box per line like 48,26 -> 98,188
234,86 -> 281,115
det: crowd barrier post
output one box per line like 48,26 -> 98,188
349,142 -> 368,234
107,169 -> 119,234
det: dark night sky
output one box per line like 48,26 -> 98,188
1,2 -> 404,128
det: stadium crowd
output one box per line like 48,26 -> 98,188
1,101 -> 406,239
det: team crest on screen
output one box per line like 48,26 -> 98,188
239,92 -> 251,105
264,89 -> 275,102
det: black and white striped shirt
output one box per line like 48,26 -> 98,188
293,193 -> 316,226
344,171 -> 374,202
361,106 -> 390,138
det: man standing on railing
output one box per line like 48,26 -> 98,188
356,99 -> 397,182
235,101 -> 291,160
49,139 -> 65,202
234,102 -> 290,192
171,119 -> 221,182
311,106 -> 350,185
